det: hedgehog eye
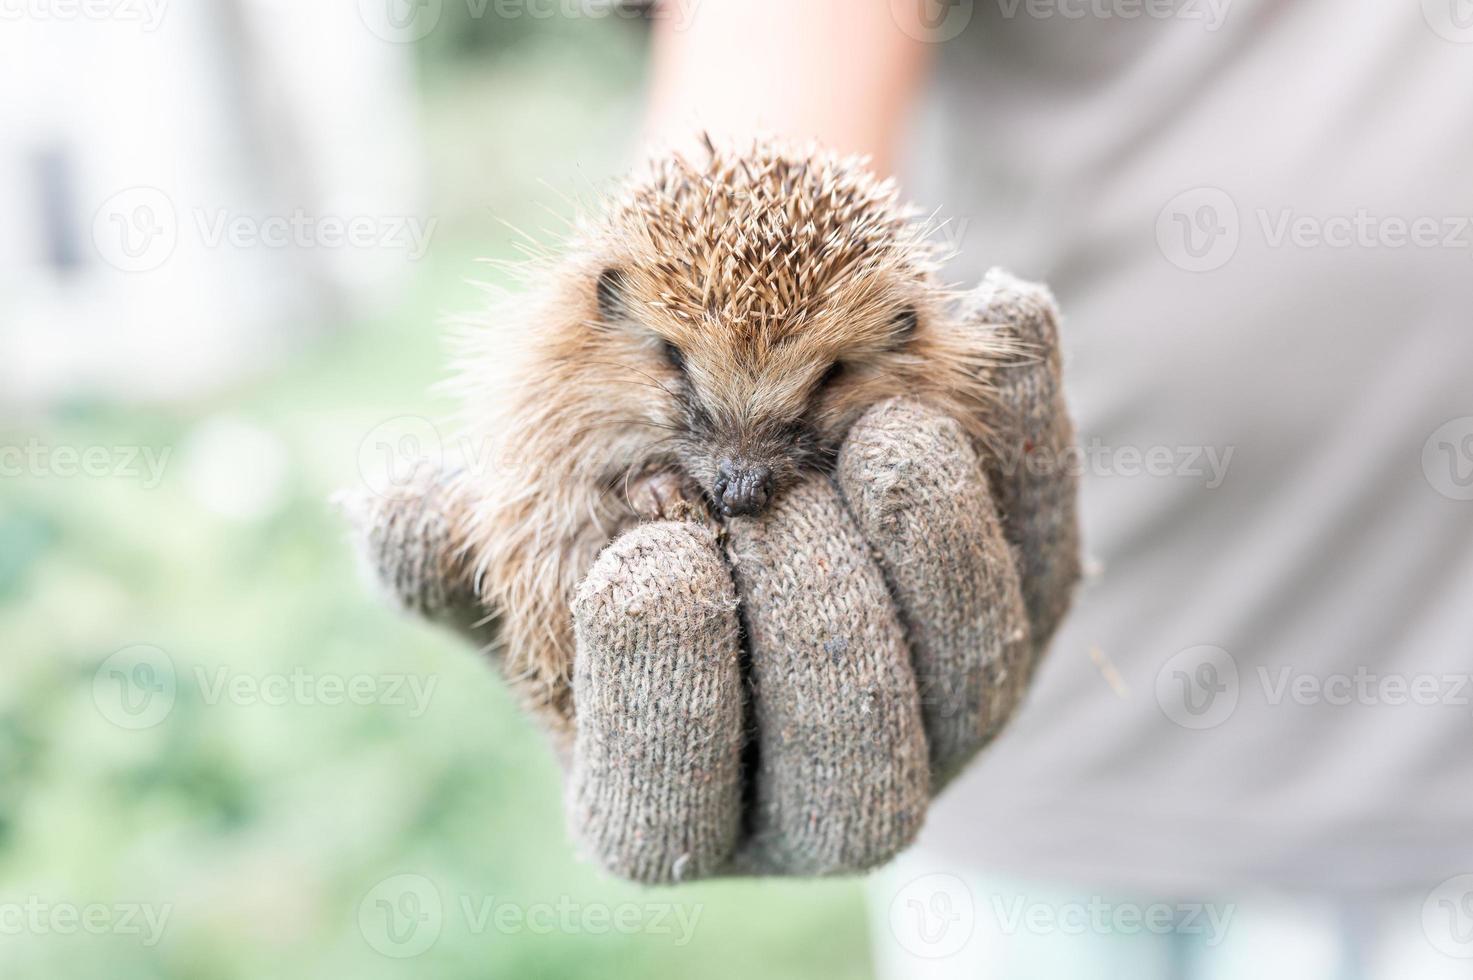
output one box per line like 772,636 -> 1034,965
819,361 -> 846,388
891,307 -> 919,341
660,339 -> 686,373
596,268 -> 627,323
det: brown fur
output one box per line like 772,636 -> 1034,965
449,137 -> 1010,725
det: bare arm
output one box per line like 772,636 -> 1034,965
643,0 -> 934,176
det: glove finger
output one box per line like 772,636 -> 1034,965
963,269 -> 1082,652
569,520 -> 745,884
336,468 -> 480,624
724,475 -> 930,875
337,470 -> 583,743
837,398 -> 1031,790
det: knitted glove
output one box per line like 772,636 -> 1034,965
341,269 -> 1080,883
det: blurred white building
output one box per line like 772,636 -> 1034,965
0,0 -> 427,408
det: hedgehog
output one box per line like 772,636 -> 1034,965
449,136 -> 1009,728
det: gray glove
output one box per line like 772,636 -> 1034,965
341,269 -> 1081,883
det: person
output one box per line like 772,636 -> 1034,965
642,1 -> 1473,976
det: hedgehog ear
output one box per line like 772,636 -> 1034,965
596,268 -> 628,324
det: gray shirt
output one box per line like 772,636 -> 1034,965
910,0 -> 1473,895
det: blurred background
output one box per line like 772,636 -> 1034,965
0,3 -> 874,977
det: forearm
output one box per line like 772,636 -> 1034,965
643,0 -> 933,176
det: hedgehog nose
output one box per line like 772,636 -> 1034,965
714,459 -> 773,517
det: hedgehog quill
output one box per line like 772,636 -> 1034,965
450,137 -> 1013,726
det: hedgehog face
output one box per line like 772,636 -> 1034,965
578,140 -> 951,517
594,265 -> 926,517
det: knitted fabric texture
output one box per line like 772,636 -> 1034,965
836,401 -> 1030,790
970,268 -> 1081,652
722,475 -> 930,875
341,270 -> 1081,883
571,522 -> 745,883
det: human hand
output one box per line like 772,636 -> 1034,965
341,269 -> 1080,882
